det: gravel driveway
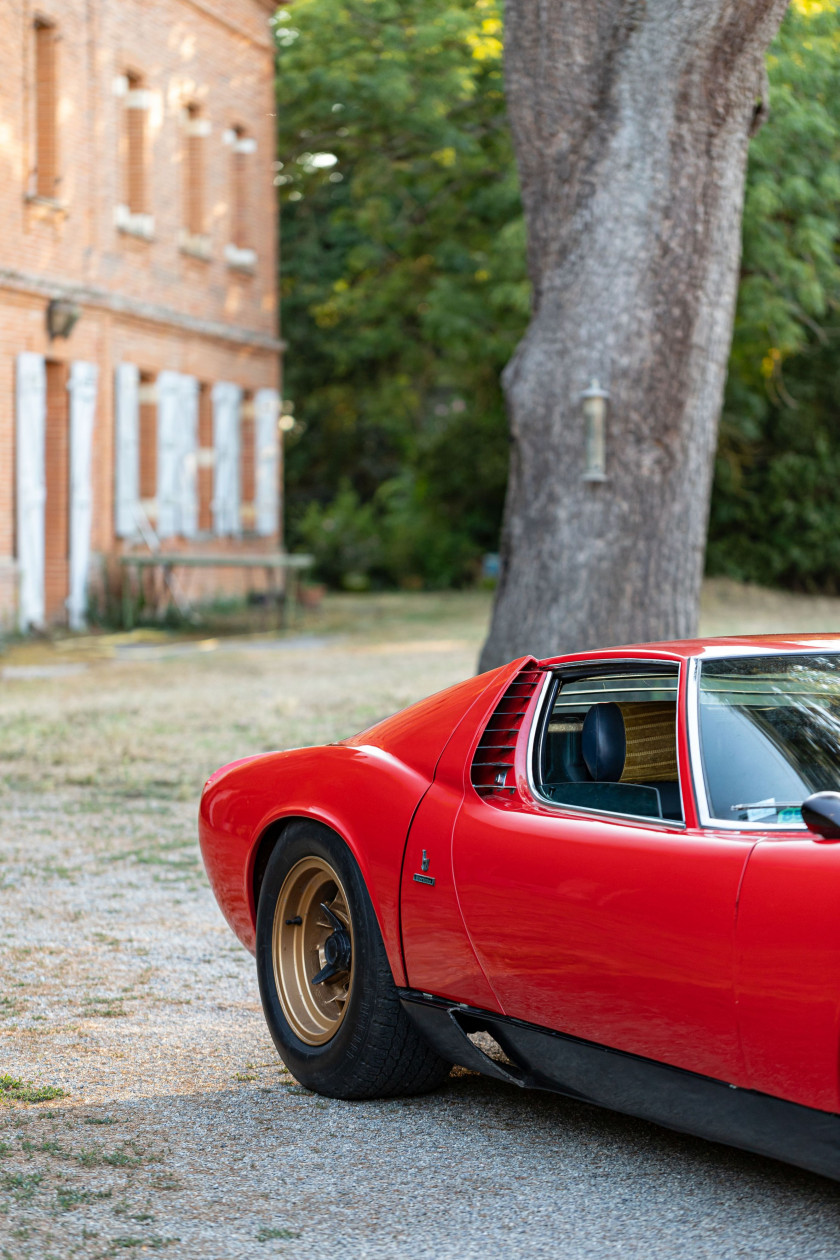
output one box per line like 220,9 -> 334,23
2,587 -> 840,1259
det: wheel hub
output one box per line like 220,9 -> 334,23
310,900 -> 352,986
271,856 -> 354,1046
323,927 -> 351,970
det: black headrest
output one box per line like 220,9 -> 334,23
582,702 -> 626,782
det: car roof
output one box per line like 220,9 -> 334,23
538,632 -> 840,669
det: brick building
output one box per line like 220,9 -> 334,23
0,0 -> 283,630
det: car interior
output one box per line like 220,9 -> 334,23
537,669 -> 683,821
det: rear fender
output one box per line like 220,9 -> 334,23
199,743 -> 429,984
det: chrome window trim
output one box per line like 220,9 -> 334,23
686,653 -> 822,832
525,671 -> 556,792
692,643 -> 840,661
527,657 -> 686,832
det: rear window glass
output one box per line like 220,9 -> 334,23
536,668 -> 682,822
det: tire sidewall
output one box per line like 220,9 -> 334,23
255,821 -> 384,1093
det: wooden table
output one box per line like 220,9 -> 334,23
118,552 -> 314,629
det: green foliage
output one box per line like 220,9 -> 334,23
0,1076 -> 65,1104
296,475 -> 482,589
707,0 -> 840,588
275,0 -> 526,587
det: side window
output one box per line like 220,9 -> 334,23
33,19 -> 59,200
536,667 -> 682,822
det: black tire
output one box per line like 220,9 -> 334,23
255,819 -> 452,1099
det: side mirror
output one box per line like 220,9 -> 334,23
801,792 -> 840,842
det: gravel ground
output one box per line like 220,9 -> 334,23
2,584 -> 840,1259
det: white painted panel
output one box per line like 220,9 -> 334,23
177,375 -> 199,539
156,370 -> 181,539
15,352 -> 46,631
212,381 -> 242,537
157,371 -> 199,539
68,361 -> 98,631
126,89 -> 152,110
114,362 -> 140,539
254,387 -> 279,537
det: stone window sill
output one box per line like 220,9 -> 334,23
179,229 -> 212,261
225,243 -> 257,273
115,205 -> 155,241
24,193 -> 68,218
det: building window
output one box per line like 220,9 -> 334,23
231,126 -> 248,248
180,105 -> 211,258
44,360 -> 70,619
197,382 -> 213,532
115,72 -> 153,239
240,391 -> 256,531
138,371 -> 157,515
126,73 -> 147,213
184,105 -> 206,236
33,19 -> 58,200
225,126 -> 257,271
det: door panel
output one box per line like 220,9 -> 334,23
736,837 -> 840,1113
453,796 -> 754,1084
400,782 -> 501,1011
68,361 -> 98,631
399,656 -> 539,1010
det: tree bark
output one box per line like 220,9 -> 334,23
479,0 -> 788,670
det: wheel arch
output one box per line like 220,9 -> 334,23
251,813 -> 317,919
247,808 -> 407,985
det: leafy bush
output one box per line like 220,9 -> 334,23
298,475 -> 486,589
708,0 -> 840,588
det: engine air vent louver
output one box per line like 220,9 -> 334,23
470,666 -> 543,799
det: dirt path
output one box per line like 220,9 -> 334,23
2,586 -> 840,1258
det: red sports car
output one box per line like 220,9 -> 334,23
199,634 -> 840,1181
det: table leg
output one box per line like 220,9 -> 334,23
159,563 -> 174,620
122,565 -> 134,631
293,569 -> 302,625
268,567 -> 285,632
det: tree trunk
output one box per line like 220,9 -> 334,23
479,0 -> 788,670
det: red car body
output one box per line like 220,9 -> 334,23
199,634 -> 840,1180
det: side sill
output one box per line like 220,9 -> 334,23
399,989 -> 840,1183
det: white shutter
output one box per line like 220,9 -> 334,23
158,371 -> 198,538
177,375 -> 199,539
156,370 -> 181,538
114,362 -> 140,538
15,352 -> 46,631
67,361 -> 98,631
254,387 -> 279,537
211,381 -> 242,536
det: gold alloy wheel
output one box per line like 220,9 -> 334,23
271,856 -> 354,1046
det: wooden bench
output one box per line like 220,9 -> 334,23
118,552 -> 314,629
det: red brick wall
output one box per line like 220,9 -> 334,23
0,0 -> 278,332
0,0 -> 283,628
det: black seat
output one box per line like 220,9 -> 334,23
581,702 -> 626,781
